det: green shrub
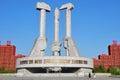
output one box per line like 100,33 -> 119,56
0,67 -> 4,73
0,67 -> 15,73
93,66 -> 120,75
4,69 -> 15,73
93,65 -> 107,73
109,67 -> 120,75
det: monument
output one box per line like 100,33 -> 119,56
16,2 -> 93,77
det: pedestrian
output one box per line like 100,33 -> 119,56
93,73 -> 96,79
89,73 -> 91,78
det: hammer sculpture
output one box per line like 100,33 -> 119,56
29,2 -> 51,56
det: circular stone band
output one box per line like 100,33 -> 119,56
16,56 -> 93,68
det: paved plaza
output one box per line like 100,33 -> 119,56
0,76 -> 120,80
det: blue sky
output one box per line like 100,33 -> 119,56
0,0 -> 120,58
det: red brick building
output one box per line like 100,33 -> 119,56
93,40 -> 120,70
0,41 -> 24,71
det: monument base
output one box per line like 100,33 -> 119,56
16,56 -> 93,77
17,68 -> 92,77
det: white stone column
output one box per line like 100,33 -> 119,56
60,3 -> 74,37
54,8 -> 59,41
36,2 -> 51,37
40,9 -> 46,37
66,9 -> 71,37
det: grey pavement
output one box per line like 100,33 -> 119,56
0,76 -> 120,80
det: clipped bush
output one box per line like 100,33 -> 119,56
93,65 -> 107,73
0,67 -> 15,73
93,66 -> 120,75
109,67 -> 120,75
0,67 -> 4,73
4,69 -> 15,73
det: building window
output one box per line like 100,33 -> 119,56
44,59 -> 59,64
60,59 -> 70,64
29,60 -> 33,64
79,60 -> 83,64
35,60 -> 42,64
84,60 -> 88,64
20,60 -> 28,65
72,60 -> 83,64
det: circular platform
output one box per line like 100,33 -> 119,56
16,56 -> 93,69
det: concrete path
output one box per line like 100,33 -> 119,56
0,76 -> 120,80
